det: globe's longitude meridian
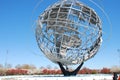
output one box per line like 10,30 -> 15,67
36,0 -> 102,65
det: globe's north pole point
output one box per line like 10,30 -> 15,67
36,0 -> 102,66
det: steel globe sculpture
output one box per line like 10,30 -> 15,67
35,0 -> 102,76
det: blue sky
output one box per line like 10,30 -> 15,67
0,0 -> 120,69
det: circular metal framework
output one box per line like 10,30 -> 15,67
36,0 -> 102,65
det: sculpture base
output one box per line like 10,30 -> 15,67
57,62 -> 84,76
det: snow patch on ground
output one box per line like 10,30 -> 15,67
0,74 -> 113,80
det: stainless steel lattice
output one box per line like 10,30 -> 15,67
36,0 -> 102,65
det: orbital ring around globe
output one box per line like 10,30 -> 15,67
36,0 -> 102,65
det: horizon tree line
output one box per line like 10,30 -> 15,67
0,63 -> 120,76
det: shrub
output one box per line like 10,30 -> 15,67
6,69 -> 28,75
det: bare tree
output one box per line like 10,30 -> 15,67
110,66 -> 120,72
40,66 -> 44,70
47,65 -> 52,69
54,66 -> 58,70
15,64 -> 36,69
117,49 -> 120,67
15,64 -> 21,69
0,68 -> 6,75
5,63 -> 12,69
29,64 -> 36,69
0,64 -> 3,69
